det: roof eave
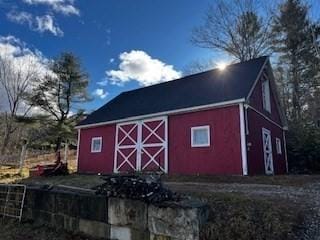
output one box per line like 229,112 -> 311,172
75,98 -> 245,129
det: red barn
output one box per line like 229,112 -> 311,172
76,56 -> 288,175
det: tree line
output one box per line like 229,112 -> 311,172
0,53 -> 90,161
191,0 -> 320,172
0,0 -> 319,172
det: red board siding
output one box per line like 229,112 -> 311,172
168,106 -> 243,175
249,73 -> 282,124
78,125 -> 115,174
77,105 -> 243,175
246,109 -> 287,175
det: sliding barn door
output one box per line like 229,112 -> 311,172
114,122 -> 139,172
114,117 -> 168,173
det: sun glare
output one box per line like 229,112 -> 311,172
217,62 -> 227,70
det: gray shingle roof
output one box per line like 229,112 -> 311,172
78,56 -> 268,127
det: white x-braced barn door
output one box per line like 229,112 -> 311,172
262,128 -> 274,175
114,117 -> 168,173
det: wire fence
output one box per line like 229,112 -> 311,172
0,145 -> 77,171
0,154 -> 21,167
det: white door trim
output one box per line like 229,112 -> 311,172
114,116 -> 168,173
262,128 -> 274,175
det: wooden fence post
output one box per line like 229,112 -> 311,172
19,142 -> 27,175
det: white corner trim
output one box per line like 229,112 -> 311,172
191,125 -> 211,147
239,103 -> 248,175
76,129 -> 81,172
113,124 -> 119,173
76,98 -> 245,129
283,130 -> 289,173
91,136 -> 102,153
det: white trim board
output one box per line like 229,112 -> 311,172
239,103 -> 248,176
246,105 -> 286,130
76,98 -> 245,129
283,131 -> 289,173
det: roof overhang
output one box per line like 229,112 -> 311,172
76,98 -> 245,129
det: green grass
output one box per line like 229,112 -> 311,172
20,173 -> 104,189
163,174 -> 320,187
193,192 -> 305,240
19,173 -> 320,189
0,220 -> 101,240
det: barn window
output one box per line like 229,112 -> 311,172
191,126 -> 210,147
262,79 -> 271,113
276,138 -> 282,154
91,137 -> 102,153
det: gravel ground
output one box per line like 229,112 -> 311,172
165,181 -> 320,239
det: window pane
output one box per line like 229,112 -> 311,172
276,138 -> 282,154
193,128 -> 209,145
262,80 -> 271,112
92,138 -> 101,152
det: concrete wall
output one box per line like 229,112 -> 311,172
23,186 -> 208,240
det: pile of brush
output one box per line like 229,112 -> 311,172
94,175 -> 179,203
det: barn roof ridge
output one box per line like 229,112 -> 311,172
78,56 -> 269,127
121,55 -> 269,95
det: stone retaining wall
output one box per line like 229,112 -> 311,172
23,186 -> 208,240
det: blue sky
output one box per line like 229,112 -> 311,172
0,0 -> 318,113
1,0 -> 226,112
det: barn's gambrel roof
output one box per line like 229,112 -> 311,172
78,56 -> 269,127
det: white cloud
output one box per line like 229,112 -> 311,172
106,50 -> 182,86
23,0 -> 80,16
0,35 -> 50,77
96,80 -> 108,86
7,11 -> 63,36
35,15 -> 63,36
7,11 -> 33,26
7,0 -> 79,36
93,88 -> 108,99
0,35 -> 52,114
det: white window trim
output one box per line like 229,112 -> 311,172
276,137 -> 282,155
191,125 -> 210,147
91,137 -> 102,153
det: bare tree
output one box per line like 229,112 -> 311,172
191,0 -> 272,62
183,59 -> 217,75
0,55 -> 39,154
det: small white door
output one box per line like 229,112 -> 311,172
262,128 -> 274,175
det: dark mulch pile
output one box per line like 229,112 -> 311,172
94,174 -> 181,203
